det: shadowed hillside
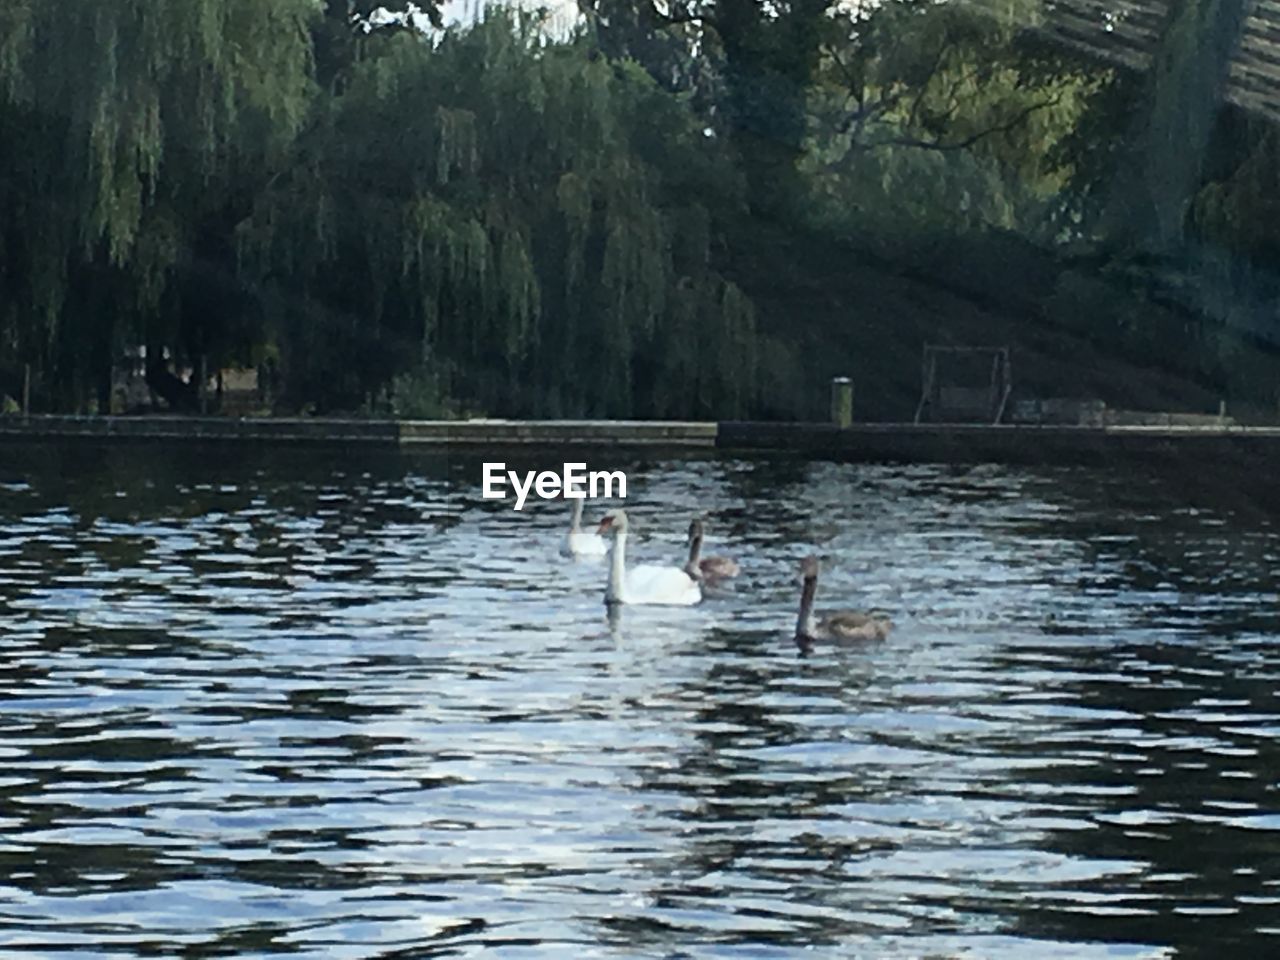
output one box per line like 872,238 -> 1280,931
731,221 -> 1275,422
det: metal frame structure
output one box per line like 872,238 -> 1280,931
913,344 -> 1013,425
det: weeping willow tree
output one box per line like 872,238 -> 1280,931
12,0 -> 1260,421
0,0 -> 315,411
240,12 -> 758,417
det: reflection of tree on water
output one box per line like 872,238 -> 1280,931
1,442 -> 466,598
599,626 -> 893,950
7,445 -> 1280,955
989,474 -> 1280,957
0,444 -> 465,954
593,461 -> 1280,955
0,612 -> 410,942
717,454 -> 814,511
992,632 -> 1280,957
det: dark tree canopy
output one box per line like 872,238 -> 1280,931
1,0 -> 1278,419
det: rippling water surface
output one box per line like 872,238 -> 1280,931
2,444 -> 1279,958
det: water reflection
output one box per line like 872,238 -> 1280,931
0,444 -> 1276,957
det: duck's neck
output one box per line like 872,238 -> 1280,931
570,498 -> 584,534
796,575 -> 818,637
606,530 -> 628,602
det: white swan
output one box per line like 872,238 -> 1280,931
561,497 -> 607,557
597,509 -> 701,606
795,556 -> 891,650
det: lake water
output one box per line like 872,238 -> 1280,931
1,444 -> 1278,958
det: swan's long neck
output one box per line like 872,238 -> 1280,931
570,498 -> 584,534
796,575 -> 818,636
606,529 -> 628,602
686,529 -> 703,569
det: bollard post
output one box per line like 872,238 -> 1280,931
830,377 -> 853,428
1218,399 -> 1227,425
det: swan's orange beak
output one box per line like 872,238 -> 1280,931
597,516 -> 614,534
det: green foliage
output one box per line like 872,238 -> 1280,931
1104,0 -> 1253,250
1193,123 -> 1280,264
240,13 -> 757,417
1,0 -> 1277,419
802,0 -> 1100,246
390,365 -> 456,419
0,0 -> 317,410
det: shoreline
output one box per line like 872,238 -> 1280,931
3,414 -> 1280,467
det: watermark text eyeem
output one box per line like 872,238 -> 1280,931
482,462 -> 627,511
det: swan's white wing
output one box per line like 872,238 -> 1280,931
623,564 -> 701,605
565,532 -> 608,556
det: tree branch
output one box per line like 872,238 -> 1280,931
837,90 -> 901,137
865,95 -> 1062,152
646,0 -> 714,28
